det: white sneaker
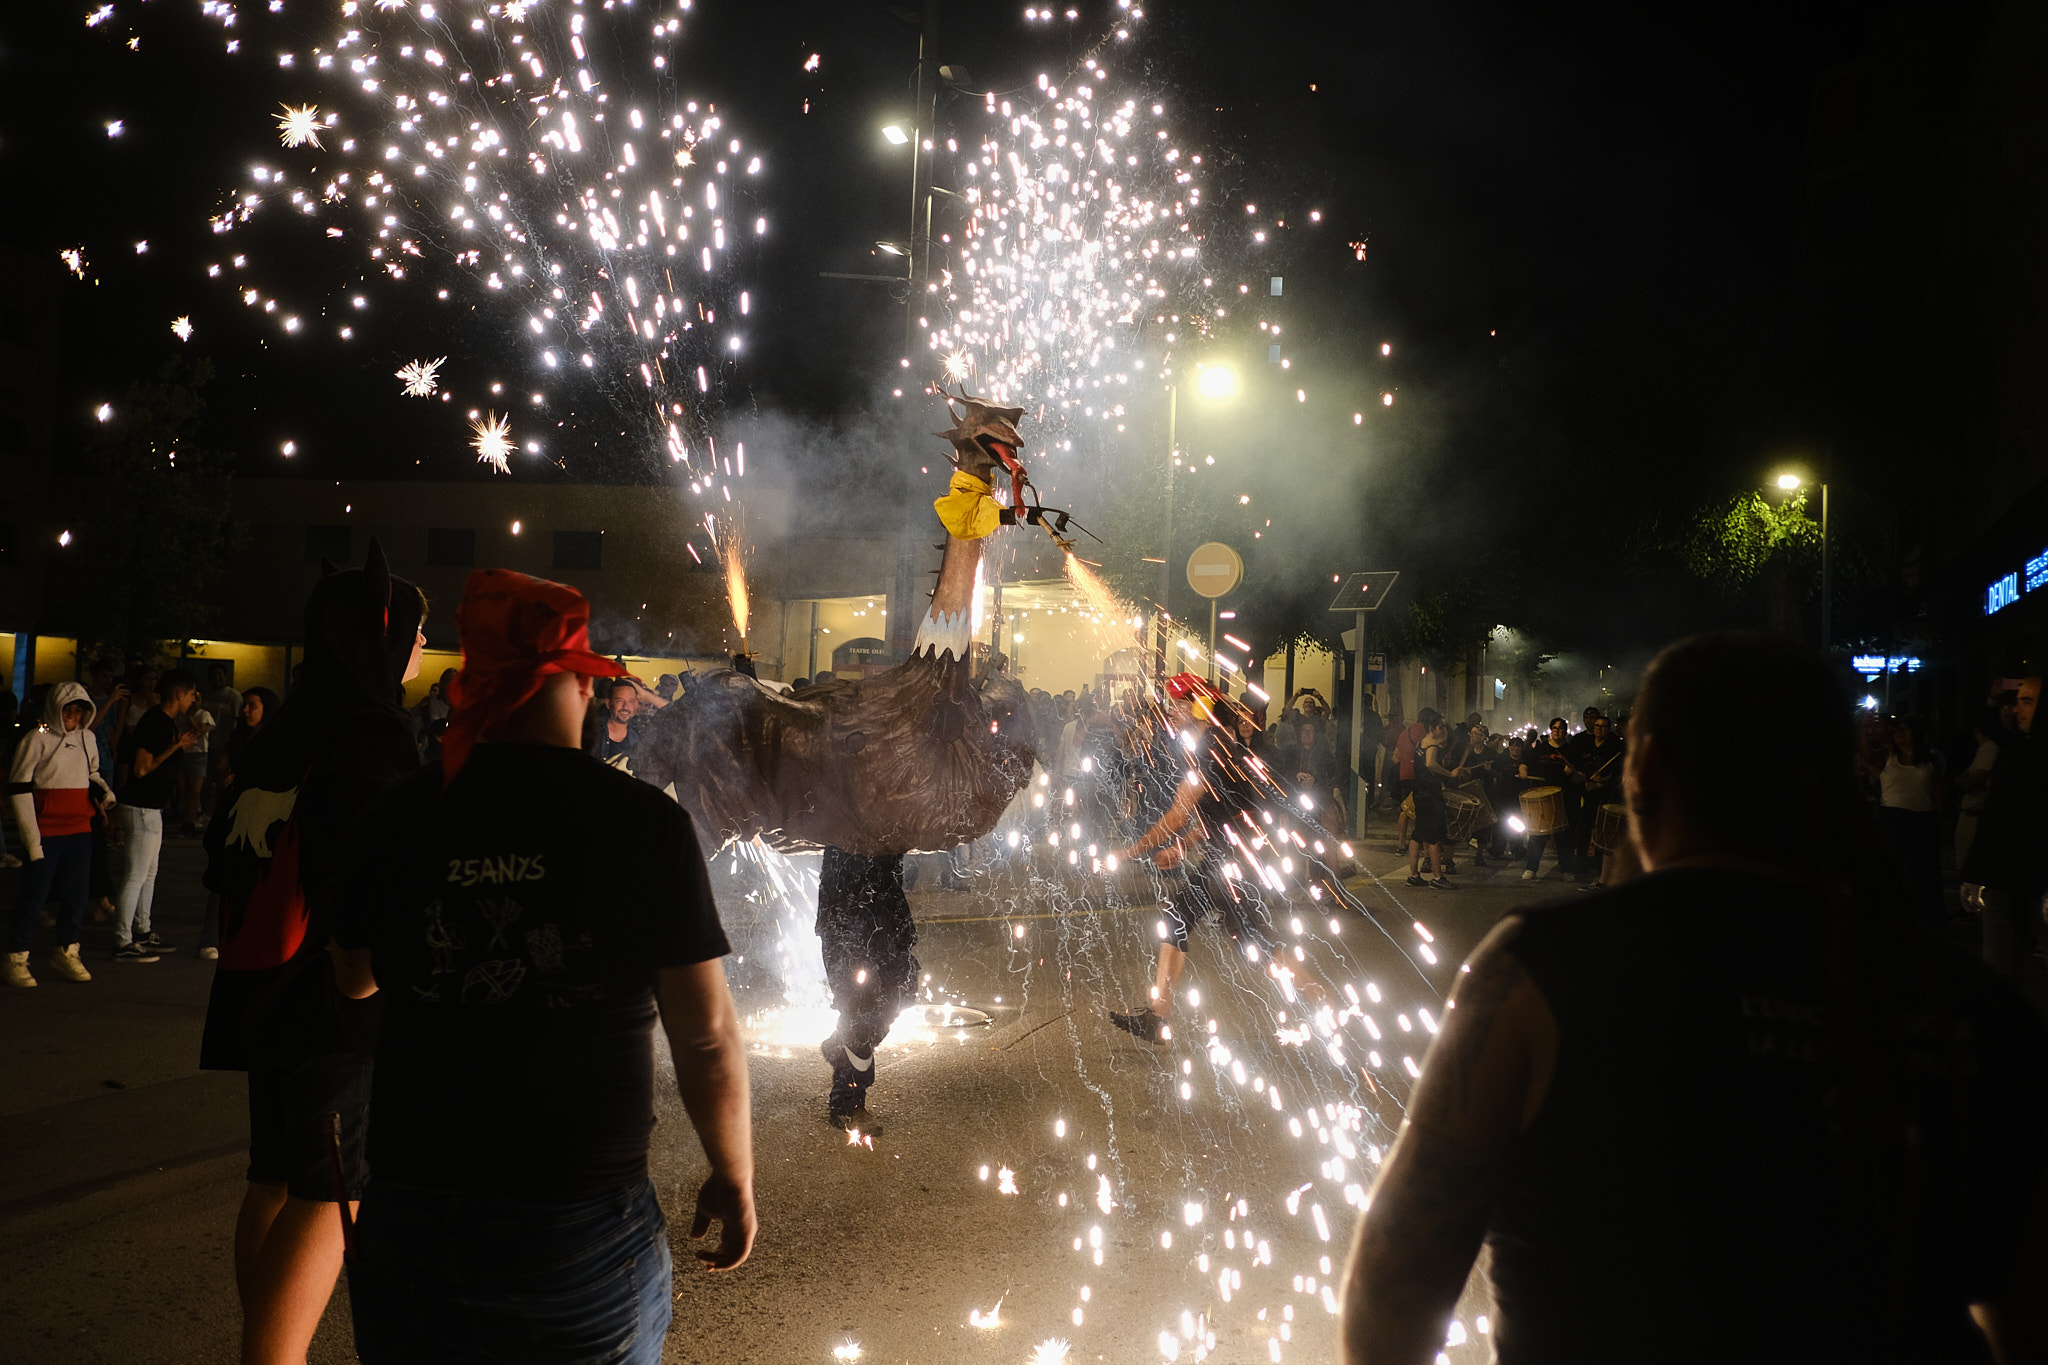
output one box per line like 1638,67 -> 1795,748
198,946 -> 219,960
46,943 -> 91,983
1520,869 -> 1536,882
3,951 -> 36,989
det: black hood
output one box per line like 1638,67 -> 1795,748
300,535 -> 423,713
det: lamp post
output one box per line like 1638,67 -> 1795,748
1156,364 -> 1238,677
1776,472 -> 1829,652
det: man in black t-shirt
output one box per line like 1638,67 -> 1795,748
1344,632 -> 2048,1363
1109,678 -> 1275,1044
333,569 -> 754,1365
111,669 -> 200,961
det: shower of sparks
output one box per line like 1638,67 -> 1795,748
275,102 -> 324,149
171,316 -> 194,341
968,1296 -> 1005,1329
396,356 -> 446,397
709,510 -> 750,645
1028,1341 -> 1071,1364
59,248 -> 87,278
829,1342 -> 862,1362
942,349 -> 972,381
471,410 -> 513,474
190,0 -> 762,478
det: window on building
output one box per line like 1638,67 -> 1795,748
426,527 -> 476,567
553,530 -> 603,570
304,524 -> 351,564
1269,276 -> 1283,296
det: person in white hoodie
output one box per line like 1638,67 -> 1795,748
6,682 -> 117,987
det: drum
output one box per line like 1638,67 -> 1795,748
1591,802 -> 1629,853
1519,785 -> 1569,836
1444,782 -> 1497,845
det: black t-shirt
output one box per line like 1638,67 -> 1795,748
1520,738 -> 1573,791
1486,868 -> 2048,1363
334,743 -> 729,1196
118,709 -> 180,810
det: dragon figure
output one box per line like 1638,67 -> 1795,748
636,390 -> 1070,856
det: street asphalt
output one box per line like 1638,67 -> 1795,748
0,816 -> 2023,1364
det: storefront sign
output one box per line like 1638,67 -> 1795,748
1850,655 -> 1921,676
1986,572 -> 2020,615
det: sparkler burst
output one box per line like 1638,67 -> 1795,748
171,316 -> 194,341
199,0 -> 763,480
275,102 -> 324,148
470,410 -> 513,473
1028,1341 -> 1070,1364
396,355 -> 446,397
59,248 -> 88,279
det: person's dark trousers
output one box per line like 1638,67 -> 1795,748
9,833 -> 92,952
1878,806 -> 1944,923
817,848 -> 919,1113
349,1178 -> 672,1365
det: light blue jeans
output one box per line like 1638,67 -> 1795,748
112,805 -> 164,945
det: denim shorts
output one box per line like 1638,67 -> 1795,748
349,1177 -> 672,1365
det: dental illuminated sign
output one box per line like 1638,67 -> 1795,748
1986,572 -> 2020,615
1851,655 -> 1921,677
1986,547 -> 2048,615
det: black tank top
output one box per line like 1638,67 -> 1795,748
1486,868 -> 2048,1363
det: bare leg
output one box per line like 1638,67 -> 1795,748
1407,839 -> 1422,876
1429,843 -> 1443,878
242,1196 -> 355,1365
1148,943 -> 1188,1017
235,1182 -> 289,1307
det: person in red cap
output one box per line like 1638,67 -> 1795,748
1108,674 -> 1276,1043
330,569 -> 754,1364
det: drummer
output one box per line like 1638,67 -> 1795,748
1517,717 -> 1580,882
1568,713 -> 1627,878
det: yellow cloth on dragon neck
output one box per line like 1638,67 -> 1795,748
933,469 -> 1002,541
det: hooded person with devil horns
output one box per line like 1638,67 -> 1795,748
1108,673 -> 1276,1043
199,538 -> 426,1364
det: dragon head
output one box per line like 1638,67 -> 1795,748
934,387 -> 1026,488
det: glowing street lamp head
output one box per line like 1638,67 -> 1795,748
875,240 -> 906,257
1196,363 -> 1237,401
1775,473 -> 1803,491
880,123 -> 910,146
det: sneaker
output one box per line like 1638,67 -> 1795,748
46,943 -> 91,983
1578,881 -> 1607,895
1108,1007 -> 1167,1044
1405,875 -> 1427,887
1519,869 -> 1536,882
113,942 -> 161,964
1441,859 -> 1458,874
137,933 -> 178,955
1428,878 -> 1452,890
198,946 -> 219,960
3,951 -> 36,989
828,1105 -> 884,1136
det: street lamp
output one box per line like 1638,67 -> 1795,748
1775,471 -> 1830,652
1157,363 -> 1239,674
880,123 -> 910,145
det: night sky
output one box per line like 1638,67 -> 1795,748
1,0 -> 1992,656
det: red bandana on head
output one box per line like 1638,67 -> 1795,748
442,569 -> 625,783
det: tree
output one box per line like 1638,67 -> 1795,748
1636,489 -> 1821,637
63,356 -> 239,661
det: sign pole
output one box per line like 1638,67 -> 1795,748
1208,600 -> 1219,685
1350,607 -> 1366,838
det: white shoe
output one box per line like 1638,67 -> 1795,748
46,943 -> 91,983
198,946 -> 219,960
1520,869 -> 1536,882
3,951 -> 36,989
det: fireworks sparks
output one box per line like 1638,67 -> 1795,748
470,411 -> 513,474
710,511 -> 750,646
830,1341 -> 863,1362
275,102 -> 323,149
1028,1339 -> 1071,1364
196,0 -> 761,477
968,1296 -> 1005,1328
396,356 -> 445,397
171,316 -> 193,341
59,248 -> 87,278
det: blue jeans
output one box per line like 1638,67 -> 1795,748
111,805 -> 163,944
10,832 -> 92,952
349,1178 -> 672,1365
